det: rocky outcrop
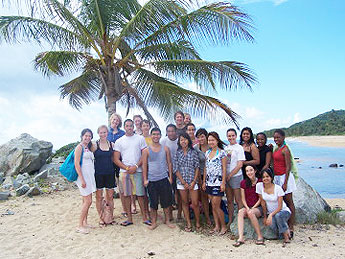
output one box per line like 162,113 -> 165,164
293,177 -> 331,224
0,133 -> 53,176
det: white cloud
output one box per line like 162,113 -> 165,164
234,0 -> 288,6
245,106 -> 264,119
293,112 -> 302,123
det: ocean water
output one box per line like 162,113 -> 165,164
277,140 -> 345,199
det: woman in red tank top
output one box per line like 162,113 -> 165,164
273,129 -> 297,238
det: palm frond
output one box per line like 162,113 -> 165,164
34,50 -> 92,77
59,70 -> 101,110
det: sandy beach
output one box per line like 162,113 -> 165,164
1,188 -> 344,259
287,136 -> 345,148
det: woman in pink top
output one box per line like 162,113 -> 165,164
233,165 -> 263,247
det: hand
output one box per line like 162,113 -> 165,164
226,175 -> 231,182
202,183 -> 206,191
263,217 -> 267,226
144,179 -> 149,187
190,181 -> 196,190
81,179 -> 86,188
220,183 -> 225,192
126,166 -> 137,174
183,182 -> 189,189
266,214 -> 273,226
282,182 -> 287,192
168,177 -> 173,184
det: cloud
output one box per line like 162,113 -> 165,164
293,112 -> 302,123
234,0 -> 288,6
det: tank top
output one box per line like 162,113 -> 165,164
148,146 -> 168,182
272,146 -> 287,176
242,145 -> 254,177
94,140 -> 115,175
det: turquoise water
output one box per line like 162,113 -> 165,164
279,140 -> 345,198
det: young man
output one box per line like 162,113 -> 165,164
174,111 -> 187,136
114,119 -> 150,226
143,128 -> 175,230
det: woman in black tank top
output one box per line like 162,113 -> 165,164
239,127 -> 260,178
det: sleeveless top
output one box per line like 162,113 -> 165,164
94,140 -> 115,175
148,146 -> 168,182
257,145 -> 271,172
242,144 -> 254,177
272,146 -> 287,176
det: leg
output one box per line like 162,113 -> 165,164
176,191 -> 182,219
237,208 -> 248,242
190,189 -> 200,229
213,196 -> 226,234
209,195 -> 219,233
233,188 -> 243,212
95,189 -> 104,220
200,189 -> 211,225
131,195 -> 137,214
225,185 -> 234,223
105,188 -> 115,221
77,194 -> 92,233
247,208 -> 264,241
284,193 -> 295,231
122,195 -> 133,223
137,195 -> 149,222
179,189 -> 192,229
149,209 -> 158,230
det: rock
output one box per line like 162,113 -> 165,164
0,172 -> 4,184
293,177 -> 331,224
16,184 -> 30,196
329,163 -> 338,168
339,164 -> 344,168
0,191 -> 10,200
230,217 -> 278,240
26,186 -> 41,197
336,211 -> 345,222
33,170 -> 48,182
2,183 -> 12,190
318,167 -> 322,169
12,179 -> 22,189
0,133 -> 53,177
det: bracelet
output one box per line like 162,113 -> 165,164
125,166 -> 129,171
134,164 -> 139,169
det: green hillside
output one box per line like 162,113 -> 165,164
263,110 -> 345,137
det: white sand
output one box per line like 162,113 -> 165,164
1,189 -> 345,259
287,136 -> 345,148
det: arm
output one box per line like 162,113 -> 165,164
142,149 -> 149,187
113,151 -> 132,173
282,147 -> 292,191
165,147 -> 173,184
90,141 -> 97,152
190,151 -> 200,189
202,167 -> 206,191
190,167 -> 199,190
243,144 -> 260,166
252,196 -> 261,209
266,196 -> 283,226
262,151 -> 272,171
227,160 -> 243,180
221,156 -> 227,192
74,145 -> 86,188
259,194 -> 268,225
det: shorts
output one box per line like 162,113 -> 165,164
177,183 -> 198,190
95,173 -> 116,189
147,178 -> 173,210
226,175 -> 243,189
205,186 -> 224,196
274,174 -> 297,194
118,171 -> 145,197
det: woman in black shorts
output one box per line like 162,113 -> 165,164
94,125 -> 116,226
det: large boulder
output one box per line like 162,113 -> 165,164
293,177 -> 330,224
0,133 -> 53,176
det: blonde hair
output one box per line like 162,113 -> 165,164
97,125 -> 108,133
109,113 -> 122,128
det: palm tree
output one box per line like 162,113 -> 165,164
0,0 -> 256,127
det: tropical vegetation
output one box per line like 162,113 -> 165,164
0,0 -> 256,127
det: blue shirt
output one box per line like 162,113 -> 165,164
107,127 -> 125,143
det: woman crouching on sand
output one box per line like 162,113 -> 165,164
75,128 -> 97,234
203,132 -> 227,235
256,169 -> 291,247
94,125 -> 116,227
233,165 -> 263,247
175,132 -> 200,232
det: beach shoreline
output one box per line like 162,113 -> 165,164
286,136 -> 345,148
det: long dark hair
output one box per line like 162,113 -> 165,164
177,132 -> 193,150
244,165 -> 258,187
208,131 -> 225,149
80,128 -> 93,149
240,127 -> 255,145
261,168 -> 274,183
196,128 -> 208,137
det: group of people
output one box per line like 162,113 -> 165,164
73,111 -> 298,247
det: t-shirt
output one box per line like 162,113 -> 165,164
145,136 -> 153,146
240,179 -> 261,208
205,149 -> 226,187
194,145 -> 206,174
160,137 -> 178,162
114,134 -> 147,172
176,126 -> 187,136
255,182 -> 290,214
224,143 -> 245,177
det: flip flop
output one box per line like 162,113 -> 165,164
76,227 -> 89,234
99,222 -> 106,228
143,220 -> 152,226
282,241 -> 290,248
121,212 -> 128,218
120,220 -> 133,227
184,226 -> 193,232
255,239 -> 265,245
218,230 -> 227,236
233,240 -> 245,247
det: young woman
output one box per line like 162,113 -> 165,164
174,132 -> 200,232
256,132 -> 272,177
184,112 -> 192,126
94,125 -> 116,227
224,128 -> 245,224
272,129 -> 297,237
233,165 -> 263,247
240,127 -> 260,178
195,128 -> 211,226
202,132 -> 227,235
186,123 -> 199,146
74,128 -> 96,234
141,119 -> 152,146
133,114 -> 143,135
256,168 -> 291,246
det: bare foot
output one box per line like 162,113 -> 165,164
76,227 -> 89,234
148,224 -> 158,230
165,222 -> 176,229
85,224 -> 96,229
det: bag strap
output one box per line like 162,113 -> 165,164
80,144 -> 84,165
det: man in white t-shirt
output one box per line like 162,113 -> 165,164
114,119 -> 149,226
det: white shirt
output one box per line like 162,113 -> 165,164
160,136 -> 178,162
224,143 -> 245,177
114,134 -> 147,172
256,182 -> 290,214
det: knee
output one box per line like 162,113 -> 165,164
85,198 -> 92,207
247,210 -> 255,218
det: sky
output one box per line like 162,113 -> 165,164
0,0 -> 345,149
